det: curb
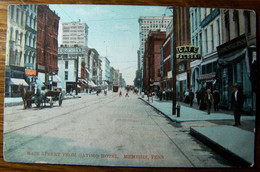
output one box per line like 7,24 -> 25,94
190,127 -> 252,167
138,97 -> 178,122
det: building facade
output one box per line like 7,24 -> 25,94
61,21 -> 89,47
5,5 -> 38,97
138,16 -> 172,88
36,5 -> 60,90
216,9 -> 256,114
100,56 -> 111,88
174,7 -> 191,100
58,46 -> 88,93
143,30 -> 166,92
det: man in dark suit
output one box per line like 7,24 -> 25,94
231,83 -> 245,126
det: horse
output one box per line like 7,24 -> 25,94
18,84 -> 34,109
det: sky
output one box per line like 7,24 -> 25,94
49,5 -> 171,85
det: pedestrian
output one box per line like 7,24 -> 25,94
196,90 -> 201,106
213,89 -> 220,111
119,90 -> 122,96
125,91 -> 129,97
184,89 -> 190,104
204,89 -> 214,114
189,89 -> 195,107
199,88 -> 207,110
159,90 -> 162,101
231,83 -> 245,126
148,91 -> 153,103
162,90 -> 166,100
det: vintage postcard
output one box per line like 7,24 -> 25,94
3,4 -> 257,167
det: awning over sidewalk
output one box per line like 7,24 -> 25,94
78,79 -> 88,87
53,75 -> 62,83
9,78 -> 28,86
88,80 -> 97,87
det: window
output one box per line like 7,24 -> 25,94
10,27 -> 14,41
216,19 -> 220,46
211,24 -> 214,51
65,61 -> 68,69
244,11 -> 251,34
16,8 -> 20,24
65,71 -> 68,80
224,11 -> 230,41
233,10 -> 240,37
10,6 -> 14,20
205,29 -> 208,54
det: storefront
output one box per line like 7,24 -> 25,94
217,34 -> 255,114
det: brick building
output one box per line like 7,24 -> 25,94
161,7 -> 191,101
143,30 -> 166,92
36,5 -> 60,89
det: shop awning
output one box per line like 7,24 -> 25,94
88,80 -> 97,87
198,72 -> 216,81
9,78 -> 28,86
53,75 -> 62,83
78,79 -> 88,87
25,69 -> 37,76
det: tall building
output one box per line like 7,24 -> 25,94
36,5 -> 60,90
143,30 -> 166,91
61,21 -> 89,47
138,16 -> 172,88
5,5 -> 30,97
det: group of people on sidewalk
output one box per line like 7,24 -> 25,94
151,82 -> 245,127
186,83 -> 245,126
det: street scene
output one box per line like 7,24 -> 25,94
3,4 -> 257,168
4,90 -> 247,167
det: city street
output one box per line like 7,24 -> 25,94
4,90 -> 231,167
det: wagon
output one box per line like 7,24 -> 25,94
34,88 -> 63,108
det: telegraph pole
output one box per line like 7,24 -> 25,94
170,7 -> 176,115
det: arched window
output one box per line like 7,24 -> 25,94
10,27 -> 14,41
33,36 -> 36,48
25,31 -> 28,46
15,30 -> 19,42
10,6 -> 14,20
16,8 -> 20,24
26,11 -> 29,25
20,33 -> 23,45
30,14 -> 33,27
29,33 -> 32,47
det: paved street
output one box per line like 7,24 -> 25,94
4,91 -> 232,167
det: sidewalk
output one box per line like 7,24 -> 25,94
4,94 -> 82,107
140,95 -> 255,167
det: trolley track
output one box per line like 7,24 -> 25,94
4,93 -> 119,134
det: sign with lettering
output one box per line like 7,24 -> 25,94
217,34 -> 248,57
176,45 -> 201,59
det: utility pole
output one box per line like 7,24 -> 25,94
75,52 -> 79,95
170,6 -> 176,115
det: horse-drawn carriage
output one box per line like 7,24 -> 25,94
18,79 -> 63,109
34,87 -> 63,108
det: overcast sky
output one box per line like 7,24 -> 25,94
49,5 -> 171,85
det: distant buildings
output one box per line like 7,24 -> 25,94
137,16 -> 172,91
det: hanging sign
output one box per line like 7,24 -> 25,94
176,45 -> 201,59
